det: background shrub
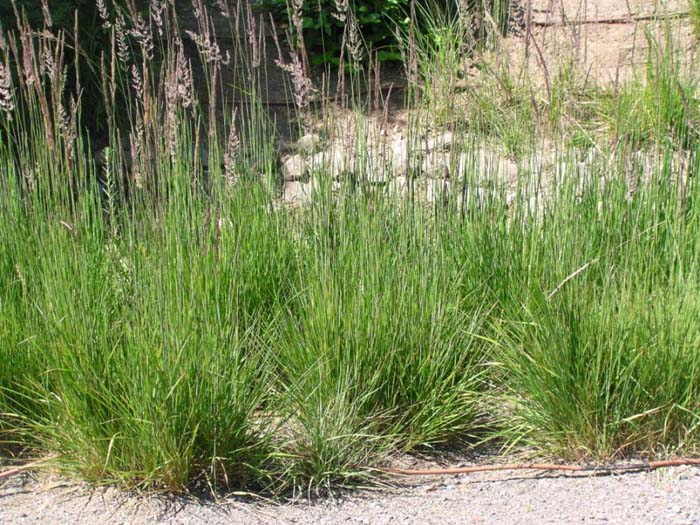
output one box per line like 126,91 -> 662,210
261,0 -> 514,67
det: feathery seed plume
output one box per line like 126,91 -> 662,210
0,61 -> 14,113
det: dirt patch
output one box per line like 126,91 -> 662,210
503,0 -> 697,85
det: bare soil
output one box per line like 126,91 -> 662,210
503,0 -> 697,85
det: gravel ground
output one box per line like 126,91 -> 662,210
2,464 -> 700,524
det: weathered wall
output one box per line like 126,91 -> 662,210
150,0 -> 299,143
136,1 -> 407,146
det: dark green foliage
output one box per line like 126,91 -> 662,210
1,1 -> 83,28
261,0 -> 512,67
260,0 -> 409,65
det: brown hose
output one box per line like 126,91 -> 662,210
0,460 -> 48,480
380,458 -> 700,476
2,458 -> 699,482
531,11 -> 690,27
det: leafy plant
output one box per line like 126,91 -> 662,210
261,0 -> 409,65
261,0 -> 513,67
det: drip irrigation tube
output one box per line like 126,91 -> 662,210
531,11 -> 690,27
2,458 -> 699,482
0,460 -> 51,480
379,458 -> 700,476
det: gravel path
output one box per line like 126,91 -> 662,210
2,465 -> 700,524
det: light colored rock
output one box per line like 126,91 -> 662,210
303,136 -> 411,182
460,186 -> 489,212
280,154 -> 307,181
421,151 -> 452,179
296,133 -> 322,153
364,152 -> 393,184
283,180 -> 316,207
386,176 -> 409,197
354,138 -> 408,184
421,149 -> 502,181
309,148 -> 353,177
480,157 -> 518,187
425,179 -> 451,204
449,150 -> 517,185
389,137 -> 409,176
424,131 -> 454,152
